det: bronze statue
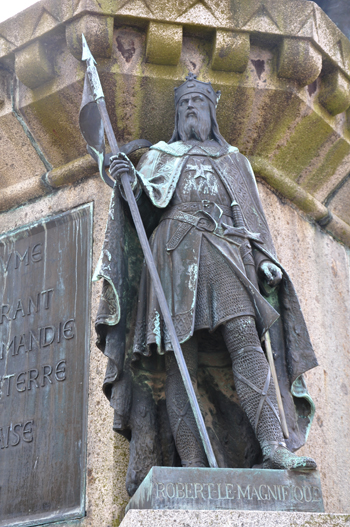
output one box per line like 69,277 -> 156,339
93,73 -> 318,496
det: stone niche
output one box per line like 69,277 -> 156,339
0,0 -> 349,526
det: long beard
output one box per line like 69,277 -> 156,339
178,111 -> 211,142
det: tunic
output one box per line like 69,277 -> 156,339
133,146 -> 259,355
94,138 -> 318,453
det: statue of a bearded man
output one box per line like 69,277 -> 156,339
94,73 -> 318,496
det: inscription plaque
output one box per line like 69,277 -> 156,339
126,466 -> 324,513
0,204 -> 92,526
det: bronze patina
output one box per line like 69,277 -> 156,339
0,205 -> 92,525
88,69 -> 319,497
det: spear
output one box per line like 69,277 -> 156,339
81,35 -> 218,468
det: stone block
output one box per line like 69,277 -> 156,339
66,14 -> 114,61
278,38 -> 322,86
319,69 -> 350,116
121,509 -> 350,527
212,30 -> 250,73
0,177 -> 49,212
146,21 -> 182,65
15,40 -> 54,90
0,35 -> 15,60
346,107 -> 350,131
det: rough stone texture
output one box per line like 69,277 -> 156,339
66,14 -> 114,61
146,22 -> 183,65
278,38 -> 323,86
257,183 -> 350,514
319,69 -> 350,116
120,509 -> 350,526
326,177 -> 350,225
212,30 -> 250,73
15,40 -> 55,90
0,72 -> 47,189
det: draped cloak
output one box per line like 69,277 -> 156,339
94,139 -> 318,494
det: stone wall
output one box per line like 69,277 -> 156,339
0,0 -> 350,525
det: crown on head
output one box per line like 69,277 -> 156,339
174,72 -> 221,107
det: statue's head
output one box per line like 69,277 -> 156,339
169,73 -> 226,145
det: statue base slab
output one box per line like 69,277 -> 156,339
120,510 -> 349,527
125,466 -> 324,513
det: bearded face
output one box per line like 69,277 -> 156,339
177,93 -> 212,142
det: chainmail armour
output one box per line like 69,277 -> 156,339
195,238 -> 255,330
165,315 -> 284,466
222,317 -> 283,448
165,336 -> 207,467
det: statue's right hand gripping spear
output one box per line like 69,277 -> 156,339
80,35 -> 219,469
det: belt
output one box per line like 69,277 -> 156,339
161,201 -> 232,221
162,201 -> 261,252
162,201 -> 232,251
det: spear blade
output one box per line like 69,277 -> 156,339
81,34 -> 105,102
81,34 -> 96,64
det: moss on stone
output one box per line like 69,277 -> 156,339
271,112 -> 335,180
302,138 -> 350,194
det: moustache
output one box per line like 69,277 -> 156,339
185,109 -> 198,118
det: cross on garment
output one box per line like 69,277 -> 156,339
185,161 -> 214,183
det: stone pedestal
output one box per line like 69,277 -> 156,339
120,509 -> 350,527
125,467 -> 324,514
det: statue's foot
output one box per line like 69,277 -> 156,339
262,442 -> 317,470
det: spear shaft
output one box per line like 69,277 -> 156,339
82,35 -> 218,468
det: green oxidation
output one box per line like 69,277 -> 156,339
127,466 -> 324,513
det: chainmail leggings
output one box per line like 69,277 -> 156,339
165,335 -> 207,467
221,316 -> 283,447
165,315 -> 283,467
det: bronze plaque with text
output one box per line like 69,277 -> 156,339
0,204 -> 92,526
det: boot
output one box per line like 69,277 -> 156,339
262,441 -> 316,470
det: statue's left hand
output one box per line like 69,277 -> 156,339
258,261 -> 282,287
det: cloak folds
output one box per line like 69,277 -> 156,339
94,141 -> 318,496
